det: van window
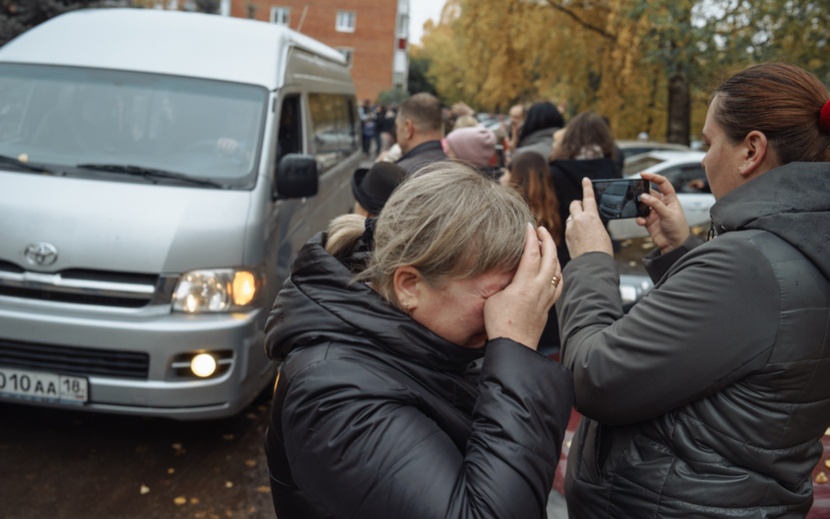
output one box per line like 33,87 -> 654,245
308,93 -> 358,172
276,95 -> 302,163
0,63 -> 268,189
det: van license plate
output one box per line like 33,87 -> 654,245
0,367 -> 88,403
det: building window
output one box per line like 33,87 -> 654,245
336,11 -> 356,32
397,14 -> 409,38
246,4 -> 257,19
271,6 -> 290,25
337,48 -> 354,68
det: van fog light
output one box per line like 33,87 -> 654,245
191,353 -> 217,378
170,350 -> 233,380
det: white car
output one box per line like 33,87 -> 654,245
616,140 -> 691,161
608,151 -> 713,240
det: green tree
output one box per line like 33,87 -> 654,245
407,51 -> 438,97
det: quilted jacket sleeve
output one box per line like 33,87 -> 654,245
278,339 -> 573,519
559,236 -> 780,425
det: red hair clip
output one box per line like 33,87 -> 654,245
821,99 -> 830,132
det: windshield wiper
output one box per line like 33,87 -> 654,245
75,163 -> 225,188
0,153 -> 63,175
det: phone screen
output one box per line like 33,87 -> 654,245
591,179 -> 649,220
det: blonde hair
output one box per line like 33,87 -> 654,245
326,161 -> 533,306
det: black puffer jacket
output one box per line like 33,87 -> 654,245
559,162 -> 830,517
264,233 -> 574,519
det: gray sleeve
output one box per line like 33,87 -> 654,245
559,237 -> 779,425
642,233 -> 704,283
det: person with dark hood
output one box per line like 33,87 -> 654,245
350,161 -> 407,217
264,162 -> 574,519
560,62 -> 830,518
513,101 -> 565,161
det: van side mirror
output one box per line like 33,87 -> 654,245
275,154 -> 318,199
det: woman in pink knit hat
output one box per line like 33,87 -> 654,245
445,126 -> 499,178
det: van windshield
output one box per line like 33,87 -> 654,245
0,64 -> 267,189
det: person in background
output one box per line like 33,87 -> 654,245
500,150 -> 563,356
504,103 -> 526,163
350,161 -> 407,217
559,62 -> 830,517
265,162 -> 574,519
394,93 -> 447,174
549,111 -> 620,267
452,114 -> 479,130
373,104 -> 385,154
379,104 -> 397,153
445,125 -> 498,178
359,99 -> 375,156
514,101 -> 565,160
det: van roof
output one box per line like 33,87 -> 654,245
0,8 -> 347,90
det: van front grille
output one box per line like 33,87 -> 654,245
0,338 -> 150,379
0,262 -> 173,308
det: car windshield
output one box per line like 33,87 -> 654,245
0,64 -> 267,189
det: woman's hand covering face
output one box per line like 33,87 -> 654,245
483,224 -> 562,350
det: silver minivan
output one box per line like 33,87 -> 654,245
0,9 -> 361,419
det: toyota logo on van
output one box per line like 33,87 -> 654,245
24,242 -> 59,266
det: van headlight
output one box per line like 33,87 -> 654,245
172,269 -> 260,313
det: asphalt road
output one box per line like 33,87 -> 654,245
0,387 -> 275,519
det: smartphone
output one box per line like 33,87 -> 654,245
591,178 -> 650,220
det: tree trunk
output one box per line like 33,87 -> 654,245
666,75 -> 690,146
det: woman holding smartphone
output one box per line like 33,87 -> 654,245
559,62 -> 830,517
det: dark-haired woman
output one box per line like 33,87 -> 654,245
549,111 -> 620,267
501,150 -> 563,356
513,101 -> 565,161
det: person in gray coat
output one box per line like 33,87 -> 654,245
559,62 -> 830,517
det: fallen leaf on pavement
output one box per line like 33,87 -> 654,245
244,459 -> 257,468
257,486 -> 270,494
173,496 -> 187,505
816,472 -> 828,485
140,485 -> 150,495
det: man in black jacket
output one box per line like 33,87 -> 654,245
394,93 -> 447,175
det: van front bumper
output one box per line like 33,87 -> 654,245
0,302 -> 275,420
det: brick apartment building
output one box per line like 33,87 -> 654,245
223,0 -> 409,103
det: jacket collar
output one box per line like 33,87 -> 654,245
711,161 -> 830,277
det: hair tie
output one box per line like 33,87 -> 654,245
362,217 -> 377,251
820,99 -> 830,132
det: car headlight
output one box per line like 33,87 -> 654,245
172,269 -> 260,313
